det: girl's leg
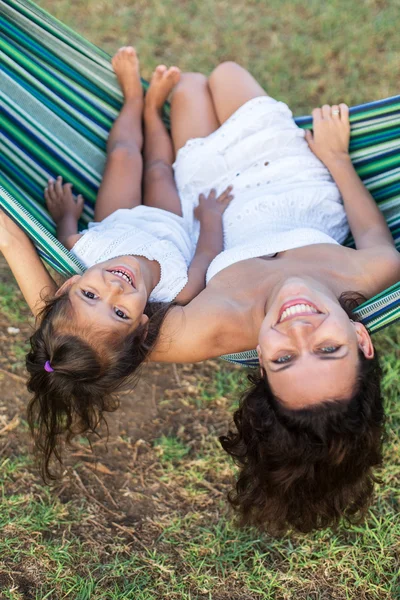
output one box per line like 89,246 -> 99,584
94,47 -> 144,222
170,73 -> 220,154
208,61 -> 268,125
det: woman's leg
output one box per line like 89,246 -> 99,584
94,47 -> 144,222
170,73 -> 220,154
208,61 -> 268,125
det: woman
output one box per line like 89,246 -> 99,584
2,61 -> 399,533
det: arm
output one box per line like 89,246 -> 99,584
44,177 -> 84,250
305,103 -> 394,250
148,289 -> 232,363
0,210 -> 58,316
175,188 -> 233,304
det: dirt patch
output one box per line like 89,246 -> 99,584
0,255 -> 238,532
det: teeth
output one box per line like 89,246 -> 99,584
279,303 -> 319,322
110,269 -> 133,286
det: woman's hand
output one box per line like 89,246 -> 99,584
305,103 -> 350,168
0,208 -> 27,251
45,176 -> 84,223
194,186 -> 234,221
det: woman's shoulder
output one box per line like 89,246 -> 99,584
356,245 -> 400,296
150,289 -> 239,363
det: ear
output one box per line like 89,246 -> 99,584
139,314 -> 149,342
55,275 -> 81,297
352,321 -> 374,359
140,314 -> 149,327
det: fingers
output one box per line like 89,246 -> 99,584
304,129 -> 314,149
331,104 -> 340,119
207,189 -> 217,200
217,185 -> 233,202
313,103 -> 349,122
339,103 -> 349,123
312,107 -> 322,122
322,104 -> 331,119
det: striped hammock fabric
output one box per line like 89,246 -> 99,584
1,0 -> 400,368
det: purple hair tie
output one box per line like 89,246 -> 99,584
44,360 -> 54,373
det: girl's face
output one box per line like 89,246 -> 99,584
257,277 -> 374,409
58,257 -> 149,334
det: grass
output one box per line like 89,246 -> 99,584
1,0 -> 399,598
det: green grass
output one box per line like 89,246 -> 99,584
1,0 -> 400,598
0,282 -> 31,324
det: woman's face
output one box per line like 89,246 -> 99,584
57,257 -> 149,334
257,277 -> 374,409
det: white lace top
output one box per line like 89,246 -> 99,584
71,206 -> 194,303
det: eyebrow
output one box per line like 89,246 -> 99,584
269,351 -> 350,373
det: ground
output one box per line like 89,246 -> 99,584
1,0 -> 400,598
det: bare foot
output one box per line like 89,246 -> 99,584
111,46 -> 142,101
145,65 -> 181,112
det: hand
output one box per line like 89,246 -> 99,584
194,186 -> 234,221
0,208 -> 26,251
44,176 -> 84,223
305,103 -> 350,168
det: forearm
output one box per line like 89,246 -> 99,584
194,214 -> 224,263
56,214 -> 79,247
328,156 -> 393,247
2,234 -> 58,316
175,215 -> 224,304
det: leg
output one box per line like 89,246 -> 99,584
143,65 -> 183,216
170,73 -> 220,154
94,47 -> 144,222
208,61 -> 268,125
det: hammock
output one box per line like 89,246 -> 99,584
1,0 -> 400,368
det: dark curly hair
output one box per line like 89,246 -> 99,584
26,291 -> 173,481
219,292 -> 385,535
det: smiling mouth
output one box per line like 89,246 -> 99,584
106,268 -> 136,289
277,299 -> 323,324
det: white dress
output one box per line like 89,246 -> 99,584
173,96 -> 349,282
71,206 -> 194,303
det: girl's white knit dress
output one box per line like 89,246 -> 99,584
71,206 -> 193,303
173,96 -> 349,282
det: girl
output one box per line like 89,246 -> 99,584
1,47 -> 233,480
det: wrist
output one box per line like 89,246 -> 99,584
56,213 -> 78,226
198,211 -> 223,226
324,152 -> 352,170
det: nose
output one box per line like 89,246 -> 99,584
102,271 -> 124,296
282,318 -> 315,341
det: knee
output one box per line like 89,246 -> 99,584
108,144 -> 142,167
173,72 -> 208,96
209,61 -> 241,87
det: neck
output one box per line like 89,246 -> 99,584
136,256 -> 161,294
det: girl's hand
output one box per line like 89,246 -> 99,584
44,176 -> 84,223
305,103 -> 350,168
194,186 -> 234,221
0,208 -> 26,251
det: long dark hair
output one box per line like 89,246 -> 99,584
26,292 -> 173,481
219,292 -> 385,534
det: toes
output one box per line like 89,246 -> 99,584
166,66 -> 181,82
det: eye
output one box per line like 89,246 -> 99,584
82,289 -> 98,300
114,308 -> 128,320
320,345 -> 341,353
273,354 -> 293,364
